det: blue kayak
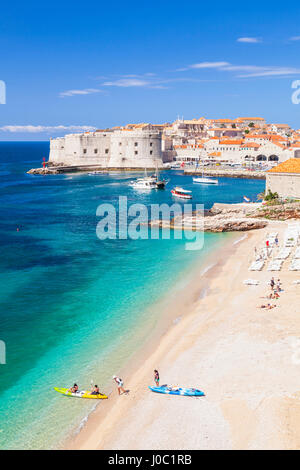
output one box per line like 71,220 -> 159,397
149,385 -> 205,397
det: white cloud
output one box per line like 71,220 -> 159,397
60,88 -> 102,97
230,65 -> 300,77
190,61 -> 230,69
0,125 -> 97,133
237,37 -> 261,43
290,36 -> 300,41
103,78 -> 150,87
183,61 -> 300,78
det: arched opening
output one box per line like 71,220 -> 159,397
268,155 -> 279,161
256,154 -> 267,161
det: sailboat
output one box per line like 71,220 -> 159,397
193,159 -> 218,185
154,164 -> 168,189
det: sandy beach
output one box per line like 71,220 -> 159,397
67,222 -> 300,450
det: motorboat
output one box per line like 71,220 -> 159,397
171,187 -> 192,199
129,176 -> 157,190
129,167 -> 168,190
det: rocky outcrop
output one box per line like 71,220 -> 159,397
27,167 -> 61,175
148,202 -> 268,233
254,201 -> 300,220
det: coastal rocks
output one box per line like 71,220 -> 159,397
202,218 -> 267,232
149,202 -> 268,233
27,167 -> 61,175
255,202 -> 300,220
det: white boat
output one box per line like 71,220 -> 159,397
129,167 -> 168,190
193,176 -> 218,185
129,176 -> 157,190
171,187 -> 192,199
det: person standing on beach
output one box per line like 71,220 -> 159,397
113,375 -> 125,395
154,369 -> 160,386
276,279 -> 282,292
275,236 -> 279,247
270,277 -> 275,290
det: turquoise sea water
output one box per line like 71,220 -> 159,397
0,142 -> 265,449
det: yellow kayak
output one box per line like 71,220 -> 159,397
54,387 -> 108,399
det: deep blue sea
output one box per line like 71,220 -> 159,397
0,142 -> 265,449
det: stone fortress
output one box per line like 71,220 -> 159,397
49,124 -> 163,169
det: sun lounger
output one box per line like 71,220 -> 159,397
243,279 -> 260,285
275,247 -> 292,260
267,259 -> 283,271
289,259 -> 300,271
294,247 -> 300,259
292,280 -> 300,284
249,260 -> 264,271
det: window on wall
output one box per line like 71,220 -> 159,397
135,151 -> 138,155
119,142 -> 122,146
134,142 -> 138,146
94,149 -> 98,154
83,149 -> 87,154
105,149 -> 109,154
150,151 -> 153,155
150,142 -> 153,147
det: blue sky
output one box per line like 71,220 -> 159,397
1,0 -> 300,140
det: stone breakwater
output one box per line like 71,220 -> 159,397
148,202 -> 268,233
184,168 -> 266,179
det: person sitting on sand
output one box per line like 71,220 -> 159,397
68,383 -> 79,393
268,292 -> 279,300
90,384 -> 101,395
257,303 -> 276,310
113,375 -> 126,395
154,369 -> 160,386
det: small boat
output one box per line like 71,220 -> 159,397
129,176 -> 157,190
171,187 -> 192,199
88,171 -> 104,175
54,387 -> 108,399
149,385 -> 205,397
156,179 -> 168,189
193,176 -> 218,185
129,167 -> 168,190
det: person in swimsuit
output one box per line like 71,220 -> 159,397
90,384 -> 101,395
154,369 -> 159,386
68,383 -> 79,393
113,375 -> 126,395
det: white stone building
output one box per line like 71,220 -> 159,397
49,127 -> 163,169
266,159 -> 300,199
